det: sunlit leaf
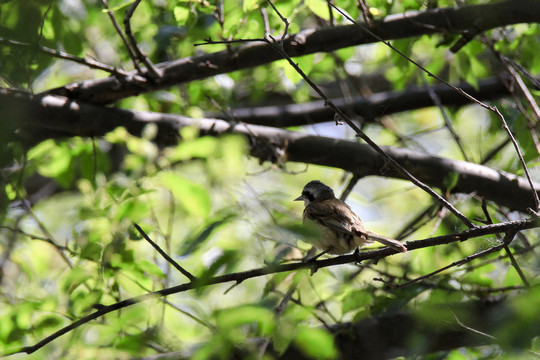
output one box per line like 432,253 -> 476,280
116,197 -> 150,221
157,172 -> 211,218
174,6 -> 190,22
243,0 -> 259,12
137,259 -> 166,278
305,0 -> 331,20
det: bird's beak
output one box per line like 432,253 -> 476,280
294,195 -> 304,202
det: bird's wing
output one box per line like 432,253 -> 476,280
305,199 -> 364,235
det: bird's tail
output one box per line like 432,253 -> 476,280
365,231 -> 407,252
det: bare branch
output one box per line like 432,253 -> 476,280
423,77 -> 470,161
123,0 -> 162,80
0,37 -> 131,77
213,76 -> 514,128
102,0 -> 141,73
133,223 -> 197,282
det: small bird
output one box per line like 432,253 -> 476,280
295,180 -> 407,256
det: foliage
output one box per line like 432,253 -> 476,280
1,0 -> 539,359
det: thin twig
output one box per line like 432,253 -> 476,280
452,310 -> 497,340
102,0 -> 141,73
503,245 -> 530,287
133,223 -> 197,282
481,201 -> 530,288
123,0 -> 162,80
423,77 -> 469,161
494,106 -> 540,212
0,37 -> 130,77
0,226 -> 73,253
483,38 -> 540,121
22,203 -> 73,268
394,231 -> 517,289
258,283 -> 298,359
339,174 -> 360,201
328,4 -> 496,112
194,37 -> 266,46
0,217 -> 23,284
260,7 -> 271,39
265,0 -> 289,44
38,0 -> 55,43
481,138 -> 510,164
480,38 -> 540,210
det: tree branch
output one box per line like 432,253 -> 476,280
208,76 -> 513,127
3,90 -> 539,212
44,0 -> 540,104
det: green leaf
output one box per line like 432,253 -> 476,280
305,0 -> 331,20
61,267 -> 93,293
442,171 -> 459,192
276,55 -> 315,86
342,289 -> 372,314
294,326 -> 338,360
514,115 -> 537,163
496,286 -> 540,349
243,0 -> 259,12
197,250 -> 239,282
174,6 -> 190,22
157,172 -> 211,218
80,241 -> 103,261
263,272 -> 291,297
69,289 -> 103,316
29,140 -> 73,188
34,315 -> 63,331
217,305 -> 275,336
116,197 -> 150,222
207,134 -> 247,180
461,263 -> 496,287
137,259 -> 166,278
178,213 -> 236,255
104,0 -> 137,12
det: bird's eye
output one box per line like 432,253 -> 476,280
303,191 -> 315,202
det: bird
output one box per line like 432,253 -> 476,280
294,180 -> 407,257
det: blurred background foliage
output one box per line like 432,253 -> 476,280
1,0 -> 540,359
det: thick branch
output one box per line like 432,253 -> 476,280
212,76 -> 512,127
4,90 -> 539,212
45,0 -> 540,104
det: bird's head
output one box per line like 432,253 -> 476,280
294,180 -> 335,206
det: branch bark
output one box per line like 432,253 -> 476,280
4,90 -> 539,212
211,76 -> 513,127
45,0 -> 540,104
